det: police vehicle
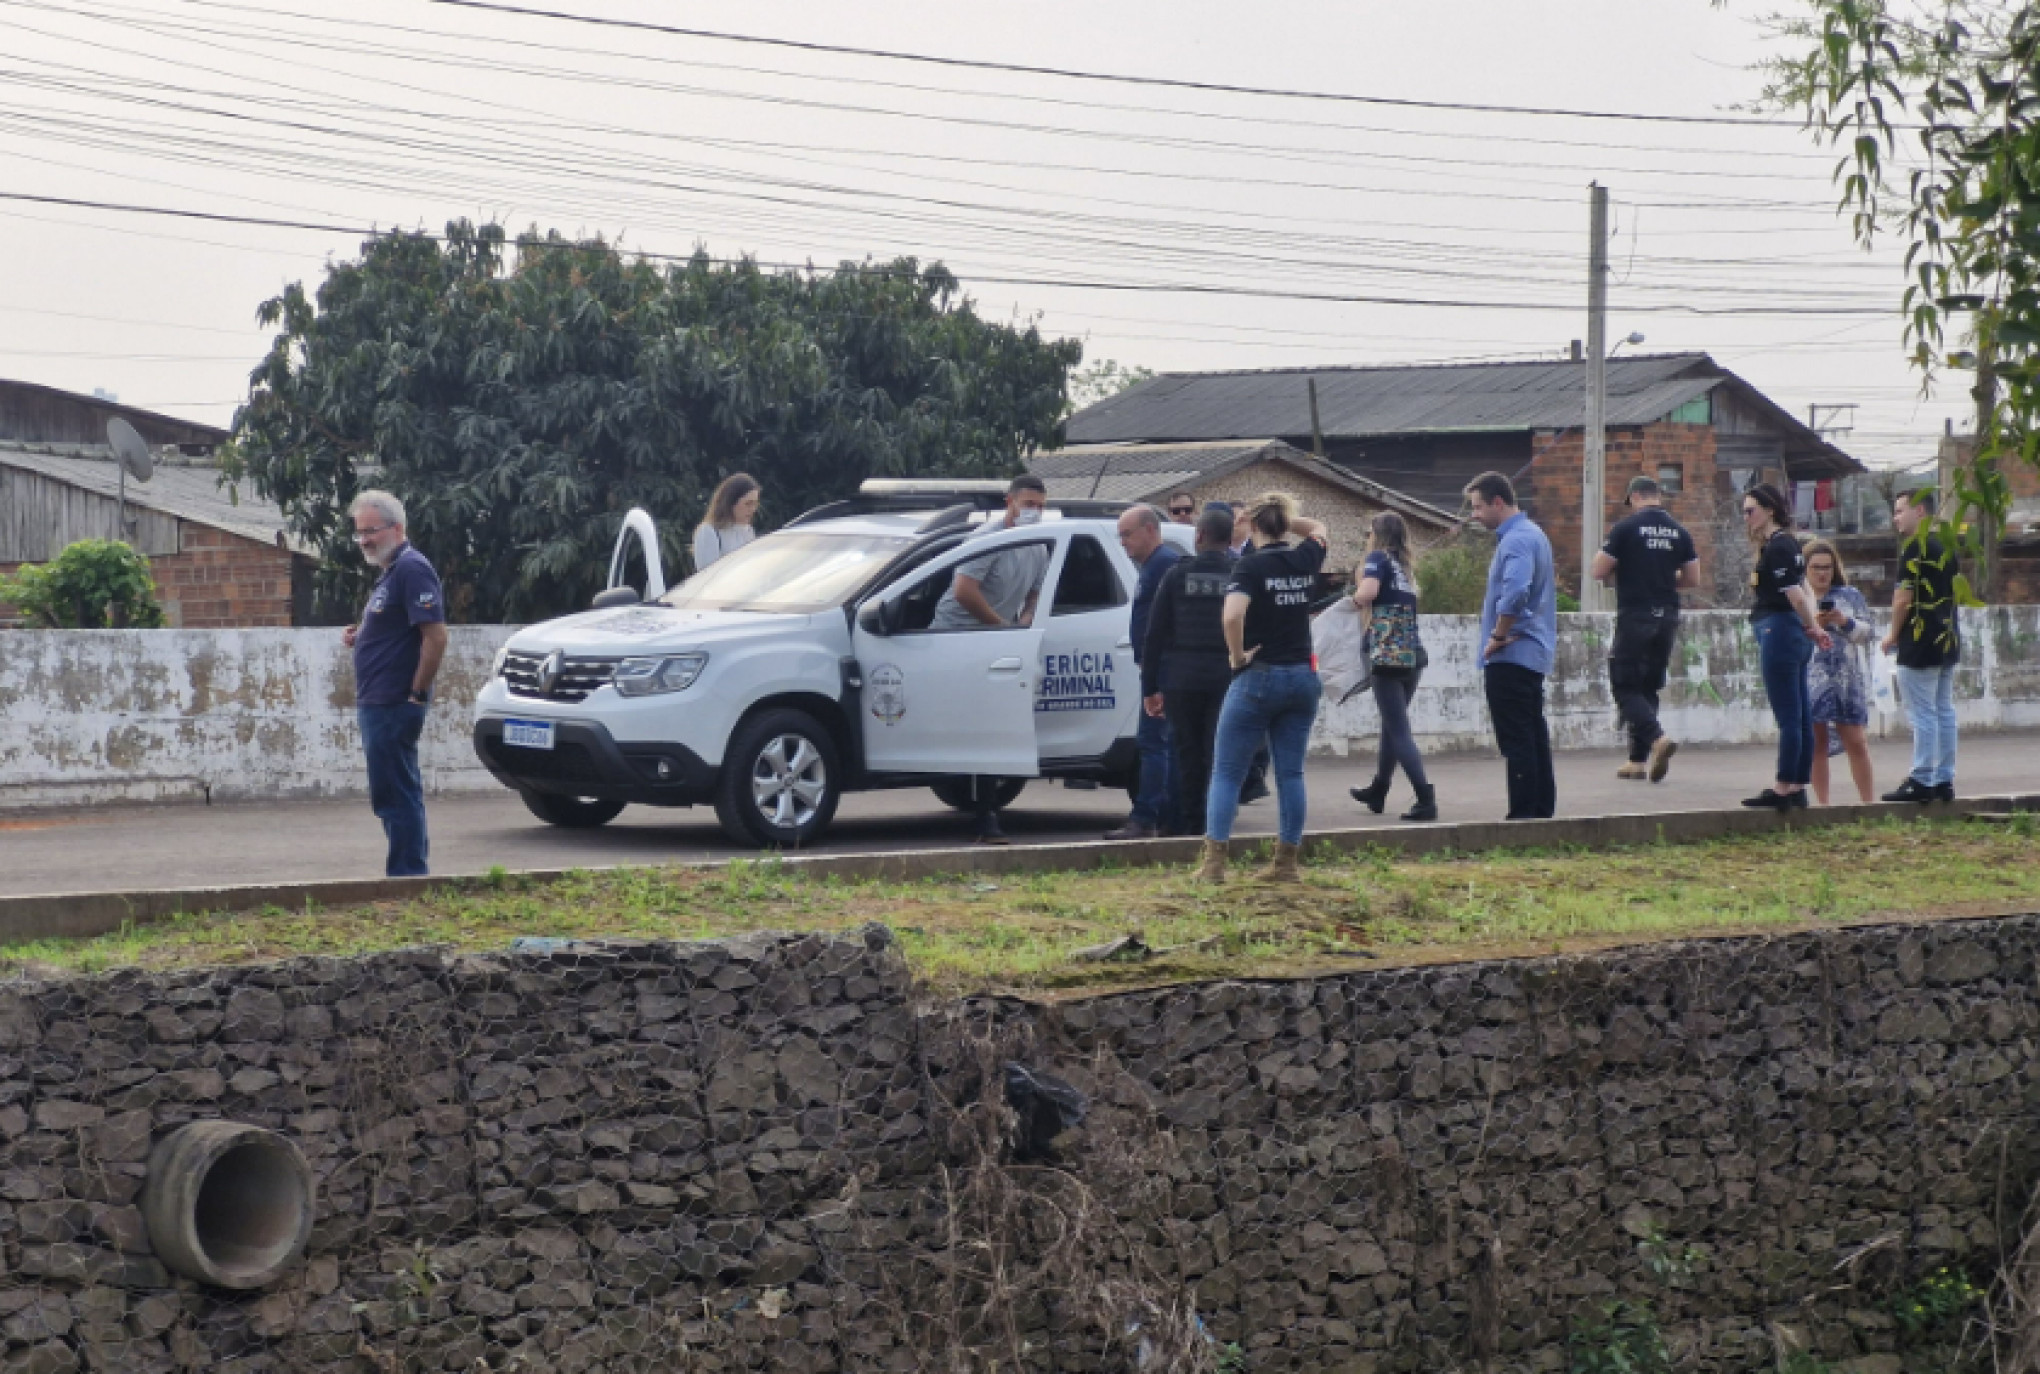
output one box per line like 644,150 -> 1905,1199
471,481 -> 1192,848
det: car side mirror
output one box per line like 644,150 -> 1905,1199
590,586 -> 641,609
857,600 -> 891,637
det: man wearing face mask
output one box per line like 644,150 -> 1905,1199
930,475 -> 1052,630
341,490 -> 447,877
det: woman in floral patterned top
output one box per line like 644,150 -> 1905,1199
1346,512 -> 1436,822
1803,539 -> 1877,804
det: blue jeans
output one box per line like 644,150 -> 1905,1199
1754,613 -> 1814,786
1129,710 -> 1178,830
1895,662 -> 1959,786
359,703 -> 430,876
1206,663 -> 1322,845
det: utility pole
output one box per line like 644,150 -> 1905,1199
1581,183 -> 1610,613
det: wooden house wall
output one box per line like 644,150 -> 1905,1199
0,468 -> 181,562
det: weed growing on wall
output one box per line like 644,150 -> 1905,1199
1568,1229 -> 1704,1374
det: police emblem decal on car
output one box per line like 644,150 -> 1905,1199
869,664 -> 906,725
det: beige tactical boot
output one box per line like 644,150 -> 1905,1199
1253,842 -> 1303,884
1192,840 -> 1228,883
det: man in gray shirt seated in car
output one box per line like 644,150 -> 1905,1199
931,475 -> 1051,629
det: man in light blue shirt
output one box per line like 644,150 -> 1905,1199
1468,471 -> 1558,819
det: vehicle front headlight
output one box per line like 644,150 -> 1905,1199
612,653 -> 708,697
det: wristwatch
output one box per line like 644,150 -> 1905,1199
408,689 -> 431,706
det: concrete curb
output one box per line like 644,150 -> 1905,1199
3,793 -> 2034,947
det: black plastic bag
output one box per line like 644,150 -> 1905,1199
1004,1062 -> 1087,1162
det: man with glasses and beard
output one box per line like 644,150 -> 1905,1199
342,490 -> 447,877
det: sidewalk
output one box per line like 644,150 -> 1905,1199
2,733 -> 2034,899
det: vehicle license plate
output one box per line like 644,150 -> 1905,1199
502,719 -> 555,750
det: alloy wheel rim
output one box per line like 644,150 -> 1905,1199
750,734 -> 827,830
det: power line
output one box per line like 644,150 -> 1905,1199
0,191 -> 1897,316
425,0 -> 1818,130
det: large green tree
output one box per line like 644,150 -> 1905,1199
227,222 -> 1082,622
1753,0 -> 2040,600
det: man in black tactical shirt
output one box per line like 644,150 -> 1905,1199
1590,476 -> 1699,783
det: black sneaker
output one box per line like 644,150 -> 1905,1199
1741,789 -> 1790,810
1239,778 -> 1271,805
1934,782 -> 1956,803
976,812 -> 1010,845
1882,777 -> 1935,804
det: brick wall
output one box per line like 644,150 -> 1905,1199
1530,424 -> 1720,599
1,523 -> 301,628
151,525 -> 299,628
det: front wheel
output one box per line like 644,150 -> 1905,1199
519,791 -> 627,829
928,777 -> 1028,813
714,709 -> 843,849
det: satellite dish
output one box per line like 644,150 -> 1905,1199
106,417 -> 154,537
107,417 -> 154,483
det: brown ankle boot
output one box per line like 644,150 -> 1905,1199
1192,839 -> 1228,883
1253,841 -> 1303,884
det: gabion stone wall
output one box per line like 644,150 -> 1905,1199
0,915 -> 2033,1373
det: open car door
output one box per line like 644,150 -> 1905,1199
851,527 -> 1066,775
605,508 -> 666,599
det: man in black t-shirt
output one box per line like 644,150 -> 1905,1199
1590,476 -> 1699,783
1880,489 -> 1962,803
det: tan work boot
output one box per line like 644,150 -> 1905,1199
1616,762 -> 1648,781
1648,736 -> 1679,783
1253,841 -> 1303,884
1192,839 -> 1228,883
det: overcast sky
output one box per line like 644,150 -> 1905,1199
0,0 -> 1964,471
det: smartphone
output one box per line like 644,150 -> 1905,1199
1818,598 -> 1836,612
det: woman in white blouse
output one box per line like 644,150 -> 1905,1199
693,473 -> 761,572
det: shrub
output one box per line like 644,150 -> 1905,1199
1415,532 -> 1493,615
0,539 -> 168,628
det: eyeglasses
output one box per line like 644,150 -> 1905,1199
1168,506 -> 1194,516
350,523 -> 397,543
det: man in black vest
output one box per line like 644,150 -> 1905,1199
1140,506 -> 1237,840
1591,476 -> 1699,783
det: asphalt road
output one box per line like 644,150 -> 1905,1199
4,732 -> 2034,898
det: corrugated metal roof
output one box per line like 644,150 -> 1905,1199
0,444 -> 311,552
1069,354 -> 1724,444
1030,439 -> 1462,529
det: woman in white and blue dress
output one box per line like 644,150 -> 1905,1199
1803,539 -> 1877,805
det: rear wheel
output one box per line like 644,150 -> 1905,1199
714,709 -> 843,849
519,791 -> 627,829
928,777 -> 1028,813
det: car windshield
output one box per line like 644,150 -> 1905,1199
658,530 -> 915,612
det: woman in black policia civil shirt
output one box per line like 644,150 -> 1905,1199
1194,491 -> 1328,884
1740,482 -> 1831,810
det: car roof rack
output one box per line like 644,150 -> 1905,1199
785,479 -> 1134,529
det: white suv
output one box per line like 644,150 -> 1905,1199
471,481 -> 1190,848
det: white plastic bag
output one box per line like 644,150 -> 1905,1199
1313,598 -> 1372,704
1870,644 -> 1898,717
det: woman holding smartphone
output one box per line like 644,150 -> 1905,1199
1803,539 -> 1876,804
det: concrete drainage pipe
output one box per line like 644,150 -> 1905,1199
142,1122 -> 315,1289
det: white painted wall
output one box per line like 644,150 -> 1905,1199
0,610 -> 2034,810
0,625 -> 516,810
1315,606 -> 2040,757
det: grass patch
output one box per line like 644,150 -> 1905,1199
4,817 -> 2037,996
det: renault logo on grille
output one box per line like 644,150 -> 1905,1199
536,650 -> 565,697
